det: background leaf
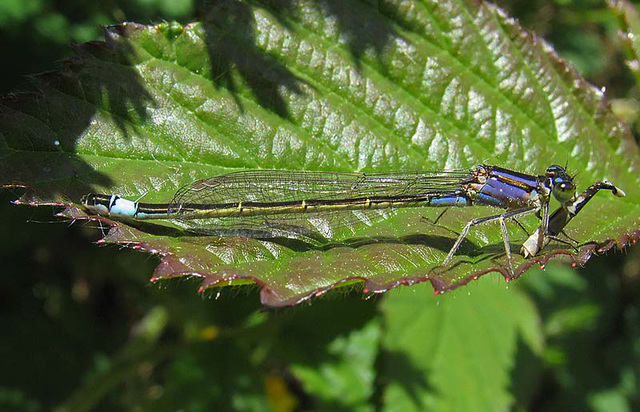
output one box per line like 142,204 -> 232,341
380,277 -> 543,412
611,0 -> 640,83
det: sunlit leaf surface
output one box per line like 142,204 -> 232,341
380,278 -> 543,412
1,0 -> 638,306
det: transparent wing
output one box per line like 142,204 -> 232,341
167,169 -> 471,241
170,170 -> 470,204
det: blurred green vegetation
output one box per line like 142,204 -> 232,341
1,1 -> 639,411
0,0 -> 195,94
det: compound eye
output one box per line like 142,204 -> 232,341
552,179 -> 575,203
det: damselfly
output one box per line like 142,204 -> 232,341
81,164 -> 625,274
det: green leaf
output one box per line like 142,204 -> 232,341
1,0 -> 638,307
379,277 -> 544,412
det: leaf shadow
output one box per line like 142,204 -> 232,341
201,0 -> 306,119
200,0 -> 400,119
66,28 -> 155,142
111,217 -> 481,256
3,0 -> 404,202
265,0 -> 400,69
508,332 -> 544,410
1,24 -> 155,201
378,350 -> 433,409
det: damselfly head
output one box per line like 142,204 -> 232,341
544,165 -> 576,203
544,164 -> 566,178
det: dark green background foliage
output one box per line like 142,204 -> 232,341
1,1 -> 639,411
